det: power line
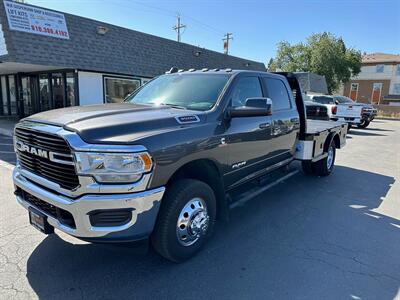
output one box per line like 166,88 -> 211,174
223,33 -> 233,54
130,0 -> 225,35
173,14 -> 186,42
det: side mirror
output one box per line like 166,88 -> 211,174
228,97 -> 272,118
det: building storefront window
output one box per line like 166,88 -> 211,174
39,74 -> 51,112
66,72 -> 76,106
104,77 -> 140,103
52,73 -> 65,109
1,76 -> 8,115
8,76 -> 17,115
21,76 -> 33,116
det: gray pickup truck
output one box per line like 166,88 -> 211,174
13,70 -> 347,262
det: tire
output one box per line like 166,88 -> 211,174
151,179 -> 216,263
312,139 -> 336,176
347,124 -> 352,133
301,161 -> 314,175
357,120 -> 370,128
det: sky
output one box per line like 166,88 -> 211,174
28,0 -> 400,65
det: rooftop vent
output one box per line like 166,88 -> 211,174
96,26 -> 109,35
166,67 -> 179,74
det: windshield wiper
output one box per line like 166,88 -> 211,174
159,103 -> 187,110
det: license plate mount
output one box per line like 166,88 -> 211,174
29,207 -> 54,234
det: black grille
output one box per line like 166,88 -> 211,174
18,188 -> 76,228
89,209 -> 133,227
15,127 -> 80,190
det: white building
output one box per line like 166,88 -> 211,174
343,53 -> 400,105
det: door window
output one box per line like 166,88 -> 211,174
263,78 -> 291,110
351,83 -> 358,91
231,77 -> 262,107
373,83 -> 382,91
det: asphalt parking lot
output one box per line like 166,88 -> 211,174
0,120 -> 399,300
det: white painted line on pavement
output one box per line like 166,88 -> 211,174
0,160 -> 14,170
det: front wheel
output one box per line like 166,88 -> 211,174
357,120 -> 370,128
151,179 -> 216,263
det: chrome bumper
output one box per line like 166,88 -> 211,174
336,117 -> 361,124
13,169 -> 165,240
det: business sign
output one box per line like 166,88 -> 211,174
3,1 -> 69,39
0,24 -> 8,55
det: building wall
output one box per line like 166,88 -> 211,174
343,62 -> 400,104
0,1 -> 265,78
78,71 -> 149,105
353,64 -> 394,80
343,79 -> 391,103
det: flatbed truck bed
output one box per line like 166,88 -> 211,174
295,119 -> 347,162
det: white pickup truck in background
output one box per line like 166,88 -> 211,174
308,95 -> 363,128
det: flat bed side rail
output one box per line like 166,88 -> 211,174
294,122 -> 347,162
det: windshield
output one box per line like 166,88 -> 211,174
125,73 -> 230,111
335,96 -> 354,104
312,96 -> 335,104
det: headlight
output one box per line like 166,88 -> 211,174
74,152 -> 152,183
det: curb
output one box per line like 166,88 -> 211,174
375,117 -> 400,121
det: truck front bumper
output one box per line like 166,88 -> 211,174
13,169 -> 165,242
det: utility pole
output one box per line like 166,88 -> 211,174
173,14 -> 186,42
223,33 -> 233,54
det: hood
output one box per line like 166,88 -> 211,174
25,103 -> 206,144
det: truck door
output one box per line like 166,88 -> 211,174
223,75 -> 273,189
261,76 -> 300,163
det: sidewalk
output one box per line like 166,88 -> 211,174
0,118 -> 18,137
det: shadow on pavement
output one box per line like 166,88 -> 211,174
348,130 -> 386,137
363,127 -> 394,132
26,166 -> 399,299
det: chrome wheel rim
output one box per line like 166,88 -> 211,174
327,146 -> 334,169
176,197 -> 209,247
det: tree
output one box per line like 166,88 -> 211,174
268,32 -> 361,93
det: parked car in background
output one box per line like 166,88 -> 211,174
334,96 -> 377,128
304,101 -> 330,121
308,94 -> 363,129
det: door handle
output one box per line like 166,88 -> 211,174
259,122 -> 271,129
